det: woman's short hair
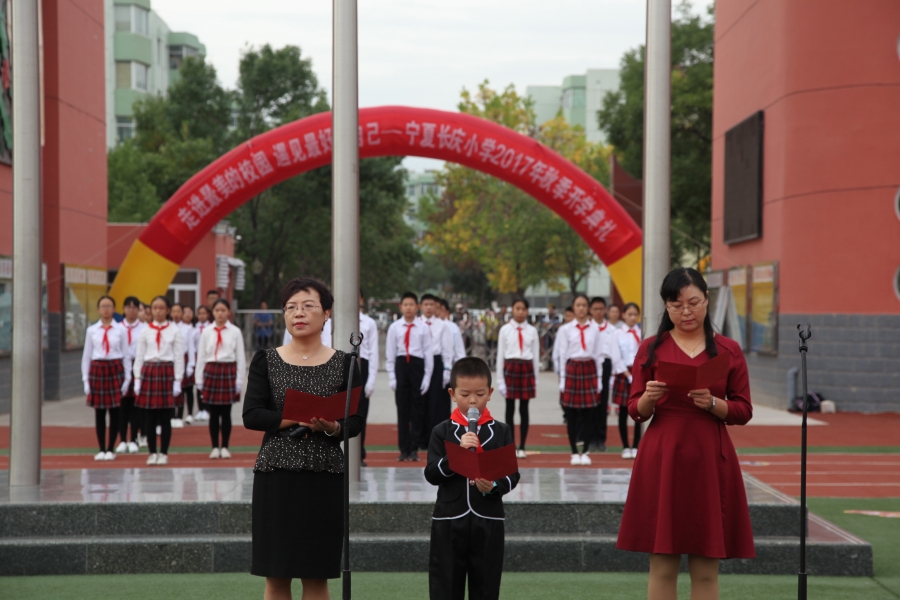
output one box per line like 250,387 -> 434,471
281,277 -> 334,312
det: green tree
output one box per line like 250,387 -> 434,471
597,1 -> 713,265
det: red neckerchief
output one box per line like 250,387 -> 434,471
576,323 -> 589,350
628,328 -> 641,346
599,320 -> 608,332
450,407 -> 493,453
101,324 -> 112,355
517,326 -> 524,352
403,322 -> 414,362
149,322 -> 168,350
214,325 -> 226,360
123,320 -> 139,345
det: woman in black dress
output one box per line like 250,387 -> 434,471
243,277 -> 363,600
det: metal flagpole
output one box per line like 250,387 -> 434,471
10,0 -> 44,488
641,0 -> 671,334
332,0 -> 361,483
797,324 -> 812,600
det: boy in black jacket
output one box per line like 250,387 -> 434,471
424,357 -> 520,600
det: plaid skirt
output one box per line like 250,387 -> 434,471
202,362 -> 238,405
136,362 -> 176,410
86,359 -> 125,409
503,359 -> 536,400
562,359 -> 599,409
612,373 -> 632,406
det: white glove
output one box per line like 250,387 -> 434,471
420,380 -> 430,396
442,370 -> 451,388
120,378 -> 131,395
83,382 -> 91,396
195,382 -> 203,391
559,377 -> 566,393
498,381 -> 507,398
235,381 -> 243,395
389,377 -> 397,392
134,379 -> 142,395
173,381 -> 182,397
364,381 -> 375,398
187,366 -> 194,378
627,375 -> 633,384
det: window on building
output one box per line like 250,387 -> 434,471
133,62 -> 148,91
116,117 -> 135,143
169,45 -> 184,70
114,5 -> 149,35
115,61 -> 149,91
114,6 -> 132,32
723,111 -> 764,244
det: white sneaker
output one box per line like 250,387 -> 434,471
94,451 -> 106,461
155,426 -> 162,435
220,448 -> 232,459
621,448 -> 631,459
157,453 -> 168,465
516,449 -> 527,459
209,447 -> 221,459
171,418 -> 184,429
630,448 -> 638,459
127,441 -> 139,454
138,435 -> 148,448
196,410 -> 210,421
146,453 -> 158,465
104,451 -> 116,461
115,442 -> 128,454
580,453 -> 592,466
570,453 -> 581,466
184,415 -> 194,425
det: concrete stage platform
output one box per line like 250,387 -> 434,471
0,467 -> 871,577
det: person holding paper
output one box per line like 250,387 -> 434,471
242,277 -> 363,600
616,268 -> 755,600
424,357 -> 520,600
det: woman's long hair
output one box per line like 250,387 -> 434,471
642,267 -> 717,368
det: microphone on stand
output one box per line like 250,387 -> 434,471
467,407 -> 479,452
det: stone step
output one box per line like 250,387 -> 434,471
0,515 -> 871,577
0,501 -> 803,538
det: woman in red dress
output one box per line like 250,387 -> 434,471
617,268 -> 755,600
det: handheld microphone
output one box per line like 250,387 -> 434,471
467,407 -> 479,452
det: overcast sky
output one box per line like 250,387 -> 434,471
152,0 -> 711,172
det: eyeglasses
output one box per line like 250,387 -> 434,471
665,298 -> 707,314
284,303 -> 321,314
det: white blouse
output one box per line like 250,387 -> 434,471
418,315 -> 454,368
385,318 -> 434,384
616,325 -> 643,368
81,320 -> 132,382
195,321 -> 247,388
194,321 -> 213,354
119,319 -> 145,359
596,320 -> 627,374
496,321 -> 541,381
359,312 -> 380,392
133,321 -> 185,381
177,322 -> 197,373
555,319 -> 604,376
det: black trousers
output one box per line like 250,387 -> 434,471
176,386 -> 195,419
564,406 -> 594,455
591,358 -> 612,446
145,408 -> 173,454
423,355 -> 450,448
119,395 -> 140,443
395,356 -> 425,455
209,404 -> 233,448
429,514 -> 504,600
505,399 -> 530,450
95,408 -> 119,452
359,358 -> 370,460
619,408 -> 642,449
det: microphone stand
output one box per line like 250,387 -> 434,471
343,332 -> 363,600
797,324 -> 812,600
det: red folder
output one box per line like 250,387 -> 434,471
282,387 -> 361,423
656,351 -> 730,392
444,441 -> 518,481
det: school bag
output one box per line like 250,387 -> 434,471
789,391 -> 823,413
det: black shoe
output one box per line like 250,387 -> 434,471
397,453 -> 409,462
595,443 -> 606,453
361,460 -> 367,468
409,452 -> 420,462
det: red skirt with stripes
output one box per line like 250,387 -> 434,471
612,373 -> 632,406
86,359 -> 125,409
503,359 -> 536,400
136,362 -> 176,410
562,359 -> 598,409
202,362 -> 238,405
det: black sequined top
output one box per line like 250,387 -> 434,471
242,348 -> 364,474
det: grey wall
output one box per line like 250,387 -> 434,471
746,313 -> 900,413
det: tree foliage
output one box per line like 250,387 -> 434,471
107,48 -> 417,304
422,81 -> 609,296
597,1 -> 714,265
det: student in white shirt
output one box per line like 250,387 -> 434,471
169,303 -> 195,429
589,297 -> 627,452
81,295 -> 132,461
176,305 -> 199,424
557,294 -> 605,466
196,299 -> 246,459
497,298 -> 541,459
418,294 -> 454,449
385,292 -> 433,462
358,290 -> 379,466
193,305 -> 214,422
607,304 -> 627,331
552,306 -> 575,421
133,295 -> 185,466
117,296 -> 145,453
438,298 -> 466,364
613,302 -> 643,459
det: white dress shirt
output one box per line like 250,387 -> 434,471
119,319 -> 145,360
282,318 -> 332,347
195,321 -> 247,389
177,322 -> 197,376
358,311 -> 380,395
194,321 -> 213,354
418,314 -> 454,386
444,317 -> 466,365
616,324 -> 642,368
81,320 -> 132,382
385,318 -> 434,387
555,319 -> 605,391
133,321 -> 185,381
496,320 -> 541,397
596,319 -> 627,375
